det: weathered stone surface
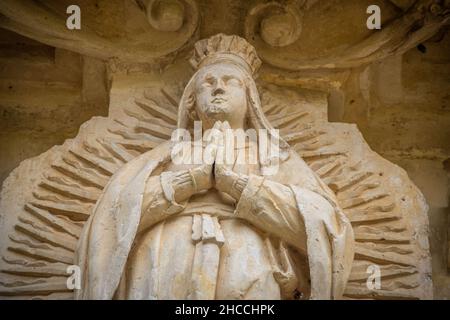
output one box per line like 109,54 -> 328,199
0,0 -> 448,300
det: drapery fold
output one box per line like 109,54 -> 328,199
75,143 -> 172,300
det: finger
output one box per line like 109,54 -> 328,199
221,122 -> 235,169
203,141 -> 217,165
213,120 -> 223,130
221,121 -> 231,131
204,122 -> 222,146
213,123 -> 225,146
203,121 -> 221,142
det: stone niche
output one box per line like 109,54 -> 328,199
0,0 -> 448,300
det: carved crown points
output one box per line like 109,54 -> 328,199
190,33 -> 262,75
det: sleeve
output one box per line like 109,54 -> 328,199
234,175 -> 337,254
138,172 -> 190,233
234,174 -> 354,299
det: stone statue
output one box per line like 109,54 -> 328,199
74,34 -> 354,300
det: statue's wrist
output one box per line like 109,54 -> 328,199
172,170 -> 195,202
216,168 -> 249,200
189,165 -> 213,191
229,176 -> 249,200
172,166 -> 212,199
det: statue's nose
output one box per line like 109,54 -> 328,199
212,79 -> 225,96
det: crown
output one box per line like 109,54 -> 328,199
190,34 -> 262,76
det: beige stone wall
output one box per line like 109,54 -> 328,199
0,29 -> 109,186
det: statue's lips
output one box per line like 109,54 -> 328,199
211,97 -> 227,104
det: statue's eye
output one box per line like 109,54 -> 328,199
226,78 -> 242,87
202,77 -> 214,87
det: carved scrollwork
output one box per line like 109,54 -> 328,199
137,0 -> 199,34
0,0 -> 199,63
245,0 -> 303,48
245,0 -> 449,71
146,0 -> 185,32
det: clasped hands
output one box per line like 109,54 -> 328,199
171,121 -> 249,203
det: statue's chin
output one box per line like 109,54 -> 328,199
207,103 -> 228,112
204,105 -> 229,118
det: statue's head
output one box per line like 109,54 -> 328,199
193,63 -> 248,129
177,34 -> 290,165
178,34 -> 262,130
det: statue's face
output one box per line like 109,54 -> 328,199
194,63 -> 248,129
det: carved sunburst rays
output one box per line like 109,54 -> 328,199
258,85 -> 422,299
291,130 -> 420,299
0,88 -> 182,299
0,85 -> 424,300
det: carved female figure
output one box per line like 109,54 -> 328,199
75,34 -> 354,300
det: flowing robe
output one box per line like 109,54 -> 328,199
75,141 -> 354,300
